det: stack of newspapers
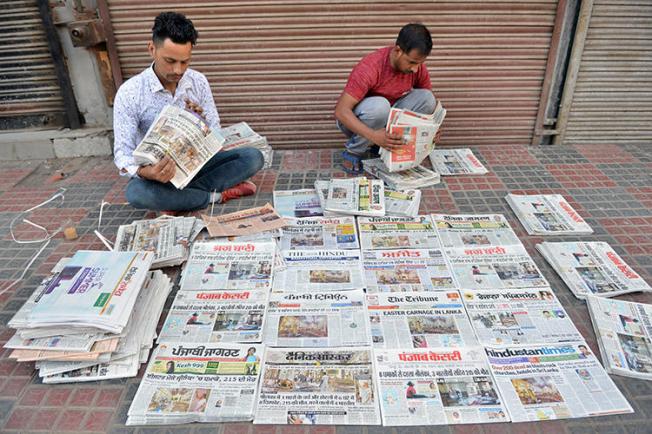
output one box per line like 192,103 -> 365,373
429,148 -> 488,175
221,121 -> 274,169
5,250 -> 173,383
320,176 -> 386,217
363,157 -> 440,190
506,193 -> 593,235
384,188 -> 421,217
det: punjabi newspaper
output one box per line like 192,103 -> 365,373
357,216 -> 441,250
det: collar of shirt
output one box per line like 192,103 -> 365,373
145,63 -> 193,98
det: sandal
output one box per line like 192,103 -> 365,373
341,150 -> 364,175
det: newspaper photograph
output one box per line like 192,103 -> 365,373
324,177 -> 385,217
362,249 -> 457,293
127,343 -> 263,425
486,344 -> 633,422
363,158 -> 440,190
506,194 -> 593,235
375,347 -> 509,425
279,216 -> 359,251
273,189 -> 323,218
432,214 -> 522,249
385,188 -> 421,218
367,291 -> 477,349
254,347 -> 381,425
462,289 -> 583,346
358,216 -> 441,250
201,203 -> 287,238
265,290 -> 371,347
429,148 -> 488,175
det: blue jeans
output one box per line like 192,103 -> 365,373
125,147 -> 264,211
337,88 -> 437,155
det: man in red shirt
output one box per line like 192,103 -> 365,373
335,24 -> 436,163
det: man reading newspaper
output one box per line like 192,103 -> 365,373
113,12 -> 264,212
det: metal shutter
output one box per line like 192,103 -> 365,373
106,0 -> 558,148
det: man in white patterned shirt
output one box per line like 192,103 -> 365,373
113,12 -> 264,212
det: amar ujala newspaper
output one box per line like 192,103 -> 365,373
357,216 -> 441,250
384,188 -> 421,218
201,203 -> 286,238
273,189 -> 323,218
429,148 -> 488,175
432,214 -> 521,249
279,216 -> 359,251
363,158 -> 440,190
220,121 -> 273,169
324,177 -> 385,217
506,194 -> 593,235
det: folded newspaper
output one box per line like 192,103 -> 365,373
432,214 -> 522,249
363,158 -> 440,190
279,216 -> 359,251
385,188 -> 421,218
201,203 -> 287,238
273,189 -> 323,218
506,194 -> 593,235
323,177 -> 385,217
429,148 -> 488,175
314,180 -> 340,217
357,216 -> 441,250
220,121 -> 273,169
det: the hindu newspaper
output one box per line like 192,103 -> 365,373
363,158 -> 440,190
429,148 -> 488,176
158,290 -> 267,345
279,216 -> 359,251
324,177 -> 385,217
127,343 -> 264,425
273,189 -> 324,218
586,295 -> 652,380
265,290 -> 371,347
201,203 -> 287,238
272,249 -> 364,292
445,245 -> 549,290
536,241 -> 651,299
485,344 -> 633,422
220,121 -> 273,169
362,249 -> 457,293
384,188 -> 421,218
133,104 -> 225,189
179,241 -> 275,291
367,291 -> 477,349
506,193 -> 593,235
357,215 -> 441,250
374,347 -> 509,425
314,180 -> 340,217
432,214 -> 522,249
254,347 -> 381,425
462,289 -> 583,346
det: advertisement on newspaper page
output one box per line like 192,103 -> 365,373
432,214 -> 522,249
201,203 -> 287,238
325,177 -> 385,217
506,194 -> 593,235
273,189 -> 324,218
279,216 -> 359,250
358,216 -> 441,250
273,249 -> 364,292
429,148 -> 488,176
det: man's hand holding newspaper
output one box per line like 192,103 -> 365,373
372,128 -> 403,151
136,155 -> 176,183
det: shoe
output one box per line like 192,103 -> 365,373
160,210 -> 181,217
341,151 -> 364,175
220,181 -> 257,203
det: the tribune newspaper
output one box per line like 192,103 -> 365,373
429,148 -> 488,176
374,347 -> 509,425
536,241 -> 651,299
324,177 -> 385,217
485,344 -> 633,422
254,347 -> 381,425
264,290 -> 371,347
279,216 -> 359,251
362,249 -> 457,293
385,189 -> 421,218
127,343 -> 264,424
366,291 -> 478,349
462,289 -> 583,346
586,295 -> 652,380
273,189 -> 323,218
506,194 -> 593,235
432,214 -> 521,249
357,216 -> 441,250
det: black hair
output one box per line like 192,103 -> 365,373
396,23 -> 432,56
152,12 -> 198,46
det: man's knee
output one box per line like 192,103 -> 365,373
125,179 -> 154,209
410,89 -> 436,114
356,97 -> 391,129
241,147 -> 264,174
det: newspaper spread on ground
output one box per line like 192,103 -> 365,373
462,289 -> 583,346
127,342 -> 263,424
201,203 -> 287,238
506,194 -> 593,235
279,216 -> 358,251
432,214 -> 522,249
586,295 -> 652,380
254,347 -> 381,425
486,344 -> 633,422
367,291 -> 477,349
385,189 -> 421,218
445,245 -> 549,290
220,121 -> 273,169
362,249 -> 457,293
358,216 -> 441,250
180,241 -> 275,291
429,148 -> 488,175
158,290 -> 267,345
265,290 -> 371,347
374,347 -> 509,425
133,104 -> 225,189
324,177 -> 385,217
363,158 -> 440,190
314,180 -> 340,217
272,249 -> 364,292
536,241 -> 651,299
273,189 -> 323,218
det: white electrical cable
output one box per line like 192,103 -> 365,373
94,201 -> 114,251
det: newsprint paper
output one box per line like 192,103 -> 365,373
432,214 -> 521,249
264,290 -> 371,347
374,347 -> 509,425
273,189 -> 323,218
324,177 -> 385,217
254,347 -> 381,425
366,291 -> 478,349
279,216 -> 359,251
201,203 -> 286,238
357,216 -> 441,250
429,148 -> 488,176
384,188 -> 421,218
485,344 -> 633,422
506,193 -> 593,235
462,289 -> 583,346
587,295 -> 652,380
127,343 -> 263,425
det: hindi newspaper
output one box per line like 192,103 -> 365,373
272,249 -> 364,292
220,121 -> 273,169
432,214 -> 522,249
265,290 -> 371,347
536,241 -> 651,299
429,148 -> 488,175
374,347 -> 509,425
357,216 -> 441,250
367,291 -> 477,349
127,343 -> 263,424
485,344 -> 633,422
133,104 -> 225,189
362,249 -> 457,293
506,194 -> 593,235
586,295 -> 652,380
201,203 -> 287,238
279,216 -> 359,251
158,290 -> 267,345
324,177 -> 385,217
254,347 -> 381,425
273,189 -> 323,218
385,188 -> 421,217
179,241 -> 275,291
462,289 -> 583,346
363,158 -> 440,190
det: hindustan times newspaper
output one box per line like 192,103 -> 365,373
279,216 -> 359,250
506,194 -> 593,235
357,216 -> 441,250
432,214 -> 522,249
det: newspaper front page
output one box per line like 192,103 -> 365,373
273,189 -> 323,218
314,180 -> 340,217
385,189 -> 421,217
265,290 -> 371,347
432,214 -> 522,249
254,347 -> 381,425
363,158 -> 440,190
279,216 -> 359,251
486,344 -> 633,422
367,291 -> 477,349
201,203 -> 287,238
506,194 -> 593,235
375,347 -> 509,425
325,177 -> 385,217
358,216 -> 441,250
429,148 -> 488,175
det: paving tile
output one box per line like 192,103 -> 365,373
546,164 -> 617,189
567,188 -> 651,218
69,387 -> 98,406
473,145 -> 539,166
4,407 -> 34,430
441,173 -> 506,191
575,144 -> 637,164
83,410 -> 115,432
491,165 -> 562,190
55,409 -> 86,431
529,146 -> 589,165
96,389 -> 124,408
28,408 -> 61,430
596,164 -> 652,188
